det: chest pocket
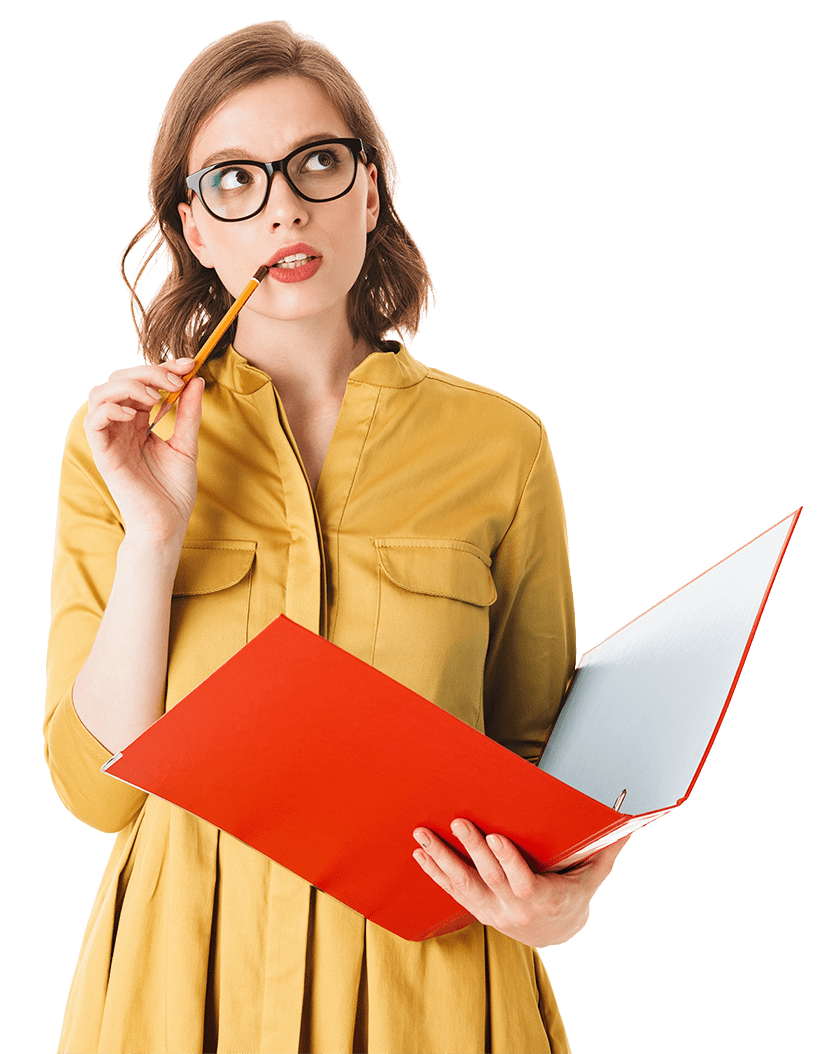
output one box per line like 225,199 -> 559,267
167,540 -> 257,707
372,538 -> 496,727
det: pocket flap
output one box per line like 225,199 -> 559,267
173,540 -> 257,596
374,538 -> 496,607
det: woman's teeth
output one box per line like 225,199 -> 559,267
274,253 -> 314,269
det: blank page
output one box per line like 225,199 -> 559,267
538,514 -> 797,815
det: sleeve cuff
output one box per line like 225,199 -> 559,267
44,688 -> 146,833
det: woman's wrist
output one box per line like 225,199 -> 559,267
117,532 -> 185,582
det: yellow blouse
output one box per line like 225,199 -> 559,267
45,345 -> 575,1054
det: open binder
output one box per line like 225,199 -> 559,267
103,510 -> 800,941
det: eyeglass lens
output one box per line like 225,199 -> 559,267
200,142 -> 357,219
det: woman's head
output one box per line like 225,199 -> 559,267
125,21 -> 431,362
176,76 -> 382,343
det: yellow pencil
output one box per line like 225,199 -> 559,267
147,264 -> 269,433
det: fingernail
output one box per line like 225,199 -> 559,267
166,373 -> 185,386
451,820 -> 468,838
487,834 -> 502,852
413,829 -> 430,848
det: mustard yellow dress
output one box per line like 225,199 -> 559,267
45,344 -> 576,1054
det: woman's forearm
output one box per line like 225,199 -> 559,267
72,537 -> 183,753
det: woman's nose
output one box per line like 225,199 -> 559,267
265,171 -> 310,228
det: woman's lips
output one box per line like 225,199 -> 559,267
266,243 -> 322,284
269,258 -> 321,284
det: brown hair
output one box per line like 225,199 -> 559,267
123,21 -> 432,363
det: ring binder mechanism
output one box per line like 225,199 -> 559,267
103,510 -> 800,941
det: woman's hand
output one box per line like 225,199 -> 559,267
83,358 -> 203,548
413,818 -> 628,948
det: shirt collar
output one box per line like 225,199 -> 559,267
206,343 -> 427,394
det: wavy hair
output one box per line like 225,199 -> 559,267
123,21 -> 432,362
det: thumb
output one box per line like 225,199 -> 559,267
168,375 -> 204,458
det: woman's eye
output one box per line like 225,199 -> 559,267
301,150 -> 340,173
215,167 -> 254,192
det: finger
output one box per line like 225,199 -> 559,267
412,828 -> 492,913
412,845 -> 456,892
483,832 -> 540,900
84,401 -> 138,432
165,357 -> 198,373
413,846 -> 486,914
152,358 -> 200,390
90,373 -> 187,417
104,362 -> 193,385
449,819 -> 511,895
83,402 -> 140,456
88,378 -> 168,414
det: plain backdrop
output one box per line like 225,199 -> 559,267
4,2 -> 837,1051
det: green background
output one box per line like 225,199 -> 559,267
6,2 -> 830,1054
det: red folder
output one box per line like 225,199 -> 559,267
103,510 -> 800,941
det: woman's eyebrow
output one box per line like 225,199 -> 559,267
198,132 -> 345,170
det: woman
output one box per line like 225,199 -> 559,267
45,21 -> 623,1054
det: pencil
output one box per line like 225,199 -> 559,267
147,264 -> 270,433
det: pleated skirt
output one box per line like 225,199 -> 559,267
59,798 -> 571,1053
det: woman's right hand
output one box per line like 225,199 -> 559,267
84,358 -> 203,550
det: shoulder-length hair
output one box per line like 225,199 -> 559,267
123,21 -> 432,363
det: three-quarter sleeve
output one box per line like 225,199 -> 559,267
44,407 -> 147,832
484,423 -> 576,763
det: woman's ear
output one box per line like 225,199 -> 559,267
178,200 -> 216,268
365,165 -> 380,234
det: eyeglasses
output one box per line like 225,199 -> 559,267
185,138 -> 374,222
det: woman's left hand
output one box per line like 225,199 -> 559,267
412,819 -> 628,948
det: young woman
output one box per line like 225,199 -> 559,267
45,21 -> 624,1054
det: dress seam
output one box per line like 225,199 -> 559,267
493,422 -> 546,555
372,537 -> 492,563
328,386 -> 382,640
423,372 -> 543,427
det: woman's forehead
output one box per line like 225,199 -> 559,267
189,75 -> 351,170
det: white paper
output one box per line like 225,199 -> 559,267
539,515 -> 796,815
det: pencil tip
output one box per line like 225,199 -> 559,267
254,264 -> 269,282
147,404 -> 168,433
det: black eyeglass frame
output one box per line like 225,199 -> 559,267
185,137 -> 375,221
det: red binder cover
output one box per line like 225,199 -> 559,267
103,510 -> 800,941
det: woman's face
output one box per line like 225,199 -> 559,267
178,75 -> 379,331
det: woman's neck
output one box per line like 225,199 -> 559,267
232,304 -> 374,489
233,303 -> 370,403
